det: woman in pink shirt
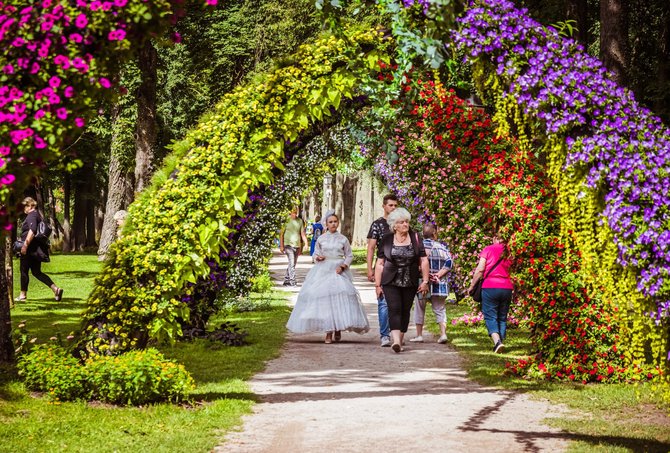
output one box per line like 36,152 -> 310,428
467,233 -> 513,353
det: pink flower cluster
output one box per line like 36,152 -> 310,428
0,0 -> 220,231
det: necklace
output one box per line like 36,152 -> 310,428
394,233 -> 410,245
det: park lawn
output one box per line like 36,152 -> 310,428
424,303 -> 670,453
1,254 -> 291,453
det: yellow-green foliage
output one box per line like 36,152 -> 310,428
81,30 -> 388,353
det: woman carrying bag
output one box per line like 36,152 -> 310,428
15,197 -> 63,303
467,232 -> 513,353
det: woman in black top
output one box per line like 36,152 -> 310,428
16,197 -> 63,302
375,207 -> 430,353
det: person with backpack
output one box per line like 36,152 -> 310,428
467,231 -> 513,353
308,215 -> 324,262
15,197 -> 63,302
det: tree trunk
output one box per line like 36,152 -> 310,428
134,40 -> 158,194
341,174 -> 358,243
48,187 -> 60,239
600,0 -> 629,85
98,151 -> 134,258
62,172 -> 72,252
0,242 -> 14,363
566,0 -> 589,46
655,7 -> 670,120
85,166 -> 97,248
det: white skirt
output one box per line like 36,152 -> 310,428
286,258 -> 370,334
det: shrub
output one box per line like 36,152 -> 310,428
18,345 -> 89,401
351,249 -> 367,266
86,348 -> 194,406
18,346 -> 194,406
250,270 -> 273,294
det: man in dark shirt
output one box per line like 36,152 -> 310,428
366,193 -> 398,347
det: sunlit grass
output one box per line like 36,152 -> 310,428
424,302 -> 670,452
2,254 -> 291,452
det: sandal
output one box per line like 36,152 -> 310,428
55,288 -> 64,301
14,296 -> 27,302
334,331 -> 341,342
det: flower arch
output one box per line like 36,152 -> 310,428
4,0 -> 668,402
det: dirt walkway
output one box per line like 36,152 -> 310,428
217,253 -> 569,453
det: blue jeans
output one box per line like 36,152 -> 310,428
481,288 -> 513,341
378,294 -> 390,338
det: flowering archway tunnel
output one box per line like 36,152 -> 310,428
3,0 -> 668,403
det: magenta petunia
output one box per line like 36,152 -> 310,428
0,174 -> 16,185
108,29 -> 126,41
48,76 -> 61,89
34,136 -> 47,149
54,54 -> 71,69
64,86 -> 75,98
0,147 -> 10,156
75,13 -> 88,28
74,117 -> 85,128
99,77 -> 112,88
55,107 -> 68,120
69,33 -> 83,43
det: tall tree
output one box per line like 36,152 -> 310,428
600,0 -> 629,85
0,245 -> 13,363
566,0 -> 589,46
98,110 -> 136,258
134,41 -> 159,193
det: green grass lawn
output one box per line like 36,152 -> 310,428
1,254 -> 290,453
3,255 -> 669,452
423,303 -> 670,453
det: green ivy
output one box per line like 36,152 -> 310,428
80,30 -> 390,353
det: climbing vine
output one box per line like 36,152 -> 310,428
80,30 -> 390,353
452,0 -> 669,397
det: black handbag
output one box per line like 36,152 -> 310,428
13,240 -> 24,256
469,256 -> 504,303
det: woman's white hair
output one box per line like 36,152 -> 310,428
387,207 -> 411,232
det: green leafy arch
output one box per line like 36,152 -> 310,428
81,29 -> 391,353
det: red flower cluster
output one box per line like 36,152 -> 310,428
371,74 -> 658,383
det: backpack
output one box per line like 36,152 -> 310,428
312,223 -> 323,241
34,218 -> 52,243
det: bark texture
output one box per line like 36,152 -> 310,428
566,0 -> 589,45
62,172 -> 72,252
98,151 -> 134,258
0,243 -> 14,363
134,40 -> 158,194
600,0 -> 629,85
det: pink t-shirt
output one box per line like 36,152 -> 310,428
480,243 -> 513,290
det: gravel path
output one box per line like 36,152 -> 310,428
216,253 -> 569,453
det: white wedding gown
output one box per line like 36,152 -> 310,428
286,231 -> 370,334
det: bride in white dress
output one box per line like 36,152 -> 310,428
286,212 -> 370,343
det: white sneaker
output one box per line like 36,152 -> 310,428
409,336 -> 424,343
380,336 -> 391,347
437,335 -> 448,344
